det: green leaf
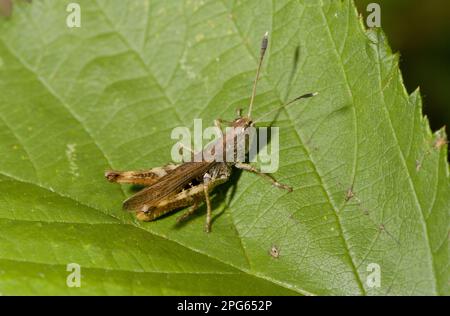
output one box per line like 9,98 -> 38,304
0,0 -> 448,295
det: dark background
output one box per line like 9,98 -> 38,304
355,0 -> 450,136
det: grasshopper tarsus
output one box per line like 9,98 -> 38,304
276,183 -> 293,192
105,170 -> 120,182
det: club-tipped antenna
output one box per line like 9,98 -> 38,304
252,92 -> 318,124
247,31 -> 269,118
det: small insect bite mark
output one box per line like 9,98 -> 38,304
415,159 -> 422,171
269,245 -> 280,258
339,183 -> 360,204
434,135 -> 448,150
66,143 -> 79,178
345,187 -> 354,202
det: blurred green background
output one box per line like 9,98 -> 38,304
355,0 -> 450,136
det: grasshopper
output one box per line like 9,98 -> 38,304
105,32 -> 316,232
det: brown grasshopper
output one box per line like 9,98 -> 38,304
105,32 -> 316,232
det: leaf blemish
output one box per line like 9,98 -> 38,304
180,49 -> 196,80
345,187 -> 355,202
415,149 -> 430,171
415,159 -> 422,171
195,33 -> 205,42
65,143 -> 79,178
433,135 -> 448,150
269,245 -> 280,259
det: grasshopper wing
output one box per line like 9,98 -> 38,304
122,161 -> 215,212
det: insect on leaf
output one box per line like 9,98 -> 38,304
0,0 -> 448,295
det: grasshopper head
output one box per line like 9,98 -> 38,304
232,116 -> 252,128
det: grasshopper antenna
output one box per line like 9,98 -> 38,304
247,31 -> 269,118
252,92 -> 318,125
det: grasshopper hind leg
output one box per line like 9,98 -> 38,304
105,164 -> 179,186
176,199 -> 200,223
